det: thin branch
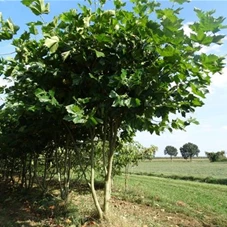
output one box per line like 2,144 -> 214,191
0,51 -> 16,56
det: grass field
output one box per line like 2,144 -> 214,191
128,159 -> 227,180
114,174 -> 227,226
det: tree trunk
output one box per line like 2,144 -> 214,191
104,151 -> 114,214
90,129 -> 104,219
103,120 -> 118,216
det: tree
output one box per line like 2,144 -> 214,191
143,145 -> 158,160
164,145 -> 178,160
180,142 -> 200,161
206,151 -> 226,162
1,0 -> 226,220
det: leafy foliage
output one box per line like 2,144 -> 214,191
0,13 -> 19,41
206,151 -> 227,162
143,145 -> 158,160
164,145 -> 178,159
0,0 -> 226,219
180,142 -> 200,160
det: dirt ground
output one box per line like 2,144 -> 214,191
0,183 -> 211,227
73,192 -> 206,227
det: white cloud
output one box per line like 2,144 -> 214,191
182,22 -> 194,37
222,126 -> 227,130
211,67 -> 227,88
198,44 -> 221,54
0,76 -> 9,87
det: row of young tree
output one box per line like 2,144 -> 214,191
0,0 -> 226,220
164,142 -> 200,161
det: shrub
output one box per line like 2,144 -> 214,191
205,151 -> 226,162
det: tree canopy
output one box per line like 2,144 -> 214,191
164,145 -> 178,160
206,151 -> 226,162
180,142 -> 200,160
0,0 -> 226,220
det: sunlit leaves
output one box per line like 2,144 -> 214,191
35,88 -> 59,106
27,22 -> 41,35
44,36 -> 59,53
61,51 -> 71,61
60,9 -> 77,22
170,0 -> 190,4
157,44 -> 176,57
64,104 -> 86,124
0,13 -> 19,41
109,90 -> 141,107
93,49 -> 105,58
21,0 -> 50,16
1,0 -> 226,161
190,83 -> 205,98
194,8 -> 225,33
114,0 -> 126,9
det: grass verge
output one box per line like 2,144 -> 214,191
113,174 -> 227,227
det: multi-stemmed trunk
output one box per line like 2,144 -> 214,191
89,119 -> 118,219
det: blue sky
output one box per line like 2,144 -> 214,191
0,0 -> 227,157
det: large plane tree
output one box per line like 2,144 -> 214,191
0,0 -> 226,220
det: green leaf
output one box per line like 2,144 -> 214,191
61,51 -> 71,61
213,35 -> 225,45
21,0 -> 50,15
94,34 -> 112,43
27,21 -> 42,35
35,88 -> 59,106
48,90 -> 59,106
114,0 -> 126,9
44,36 -> 59,53
88,116 -> 98,126
83,15 -> 92,27
109,90 -> 118,98
94,49 -> 105,58
170,0 -> 190,4
21,0 -> 33,7
157,45 -> 176,57
192,98 -> 203,106
60,9 -> 77,22
65,104 -> 81,115
130,98 -> 141,107
190,83 -> 205,98
65,104 -> 86,124
35,88 -> 49,102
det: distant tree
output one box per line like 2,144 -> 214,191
113,141 -> 144,176
180,142 -> 200,161
164,145 -> 178,160
206,151 -> 226,162
143,145 -> 158,160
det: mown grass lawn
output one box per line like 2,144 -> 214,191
114,174 -> 227,226
129,159 -> 227,179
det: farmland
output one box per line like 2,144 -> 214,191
111,159 -> 227,226
128,158 -> 227,180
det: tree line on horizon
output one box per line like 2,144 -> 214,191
163,143 -> 226,161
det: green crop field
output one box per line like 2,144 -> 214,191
128,159 -> 227,180
114,174 -> 227,226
